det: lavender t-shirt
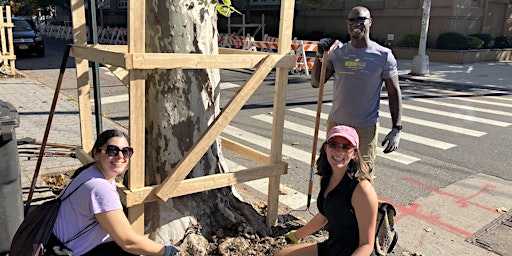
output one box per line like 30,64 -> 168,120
53,165 -> 122,255
326,41 -> 398,127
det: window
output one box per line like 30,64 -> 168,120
99,0 -> 110,9
118,0 -> 127,9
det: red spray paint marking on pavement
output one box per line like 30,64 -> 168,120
404,177 -> 502,215
378,177 -> 506,238
378,198 -> 475,238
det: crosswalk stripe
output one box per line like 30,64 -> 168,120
380,100 -> 511,127
323,101 -> 489,136
289,108 -> 455,150
223,125 -> 314,163
251,113 -> 420,165
225,159 -> 314,211
220,82 -> 241,89
408,98 -> 512,117
383,111 -> 487,137
421,89 -> 512,108
486,96 -> 512,102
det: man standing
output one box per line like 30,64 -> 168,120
311,6 -> 403,172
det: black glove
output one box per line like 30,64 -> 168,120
317,38 -> 335,56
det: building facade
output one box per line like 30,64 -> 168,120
62,0 -> 511,48
223,0 -> 512,47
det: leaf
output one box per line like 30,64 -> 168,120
216,0 -> 241,17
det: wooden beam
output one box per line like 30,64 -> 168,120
219,48 -> 275,55
70,45 -> 127,68
69,45 -> 296,70
75,148 -> 94,165
130,53 -> 295,69
154,55 -> 277,201
266,0 -> 295,228
104,64 -> 130,87
220,137 -> 270,165
119,163 -> 287,207
70,0 -> 94,153
126,0 -> 146,234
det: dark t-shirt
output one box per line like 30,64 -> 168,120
317,172 -> 360,256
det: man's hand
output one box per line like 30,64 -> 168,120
317,38 -> 335,57
382,128 -> 401,153
284,230 -> 300,244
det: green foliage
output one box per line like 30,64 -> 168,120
466,36 -> 484,49
493,36 -> 512,49
436,32 -> 468,50
469,33 -> 494,49
216,0 -> 241,17
400,32 -> 420,48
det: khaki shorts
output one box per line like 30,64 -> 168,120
327,119 -> 378,172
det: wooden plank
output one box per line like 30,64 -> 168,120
220,137 -> 270,165
75,148 -> 94,165
219,48 -> 274,55
119,163 -> 288,207
154,55 -> 277,201
69,45 -> 296,69
91,44 -> 128,52
70,0 -> 94,152
3,7 -> 15,74
130,53 -> 295,69
70,45 -> 127,68
104,64 -> 129,87
126,0 -> 145,235
266,0 -> 295,228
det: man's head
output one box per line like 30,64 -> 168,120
347,6 -> 372,43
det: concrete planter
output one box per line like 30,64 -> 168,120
392,47 -> 512,64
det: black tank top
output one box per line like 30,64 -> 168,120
317,172 -> 360,256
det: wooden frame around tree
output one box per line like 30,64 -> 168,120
69,0 -> 295,233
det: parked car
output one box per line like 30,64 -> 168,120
8,17 -> 45,57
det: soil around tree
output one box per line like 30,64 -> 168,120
41,172 -> 327,255
41,172 -> 421,256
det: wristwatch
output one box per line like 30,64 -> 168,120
393,125 -> 403,131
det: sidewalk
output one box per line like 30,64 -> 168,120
1,59 -> 511,255
397,59 -> 512,90
0,76 -> 122,206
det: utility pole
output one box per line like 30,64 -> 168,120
98,0 -> 104,29
411,0 -> 431,75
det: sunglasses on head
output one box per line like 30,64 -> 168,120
327,140 -> 354,152
101,145 -> 134,158
346,16 -> 370,25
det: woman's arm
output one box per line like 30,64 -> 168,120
351,180 -> 378,256
95,209 -> 166,255
295,213 -> 328,239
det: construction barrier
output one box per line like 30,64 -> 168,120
36,23 -> 322,76
245,35 -> 319,76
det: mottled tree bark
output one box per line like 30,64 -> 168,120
143,0 -> 269,253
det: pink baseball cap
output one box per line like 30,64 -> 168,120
326,125 -> 359,148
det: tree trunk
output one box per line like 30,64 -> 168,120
143,0 -> 269,253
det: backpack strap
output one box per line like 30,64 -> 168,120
63,221 -> 98,244
56,166 -> 99,244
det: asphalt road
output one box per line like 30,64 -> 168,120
15,37 -> 512,255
